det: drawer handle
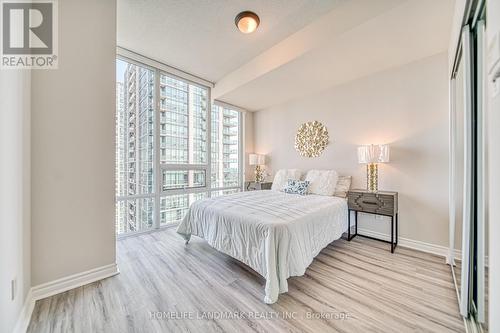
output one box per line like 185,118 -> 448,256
362,201 -> 378,205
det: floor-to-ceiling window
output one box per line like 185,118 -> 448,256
115,54 -> 244,236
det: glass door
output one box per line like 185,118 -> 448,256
473,16 -> 488,329
449,1 -> 488,329
450,24 -> 473,317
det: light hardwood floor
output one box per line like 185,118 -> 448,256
28,228 -> 465,333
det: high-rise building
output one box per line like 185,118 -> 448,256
117,64 -> 155,233
115,82 -> 126,234
158,74 -> 209,226
211,104 -> 240,190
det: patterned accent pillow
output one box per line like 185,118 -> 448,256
283,179 -> 310,195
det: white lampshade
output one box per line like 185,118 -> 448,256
358,144 -> 390,164
378,144 -> 390,163
249,154 -> 265,165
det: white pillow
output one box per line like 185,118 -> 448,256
271,169 -> 303,191
305,169 -> 339,196
334,175 -> 352,198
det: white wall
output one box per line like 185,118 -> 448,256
31,0 -> 117,286
253,53 -> 449,247
486,0 -> 500,330
0,71 -> 31,333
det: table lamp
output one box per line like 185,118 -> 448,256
357,144 -> 390,192
249,154 -> 266,182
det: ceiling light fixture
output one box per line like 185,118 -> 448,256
235,11 -> 260,34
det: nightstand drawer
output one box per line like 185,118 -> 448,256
348,191 -> 397,216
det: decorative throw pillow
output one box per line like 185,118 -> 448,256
283,179 -> 310,195
334,175 -> 352,198
271,169 -> 303,191
305,169 -> 338,196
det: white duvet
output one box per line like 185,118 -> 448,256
176,190 -> 348,304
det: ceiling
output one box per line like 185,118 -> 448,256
118,0 -> 343,82
118,0 -> 455,111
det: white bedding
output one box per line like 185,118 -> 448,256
176,190 -> 348,304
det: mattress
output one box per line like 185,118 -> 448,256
176,190 -> 348,303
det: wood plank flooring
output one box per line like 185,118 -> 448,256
28,229 -> 465,333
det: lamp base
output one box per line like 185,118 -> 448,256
255,165 -> 265,183
367,163 -> 378,192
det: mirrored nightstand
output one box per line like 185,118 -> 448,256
245,181 -> 273,191
347,189 -> 399,253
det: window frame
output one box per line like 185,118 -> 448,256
116,49 -> 245,237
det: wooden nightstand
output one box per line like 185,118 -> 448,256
245,181 -> 272,191
347,189 -> 399,253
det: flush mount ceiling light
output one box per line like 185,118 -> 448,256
235,11 -> 260,34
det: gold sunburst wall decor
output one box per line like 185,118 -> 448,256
294,121 -> 329,158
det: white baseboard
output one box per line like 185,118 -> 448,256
357,229 -> 489,268
14,263 -> 119,333
357,228 -> 457,259
31,263 -> 119,301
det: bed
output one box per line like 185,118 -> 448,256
176,188 -> 348,304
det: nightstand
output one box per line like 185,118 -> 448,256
245,181 -> 272,191
347,189 -> 399,253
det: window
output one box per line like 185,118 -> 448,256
115,55 -> 244,235
211,104 -> 241,190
